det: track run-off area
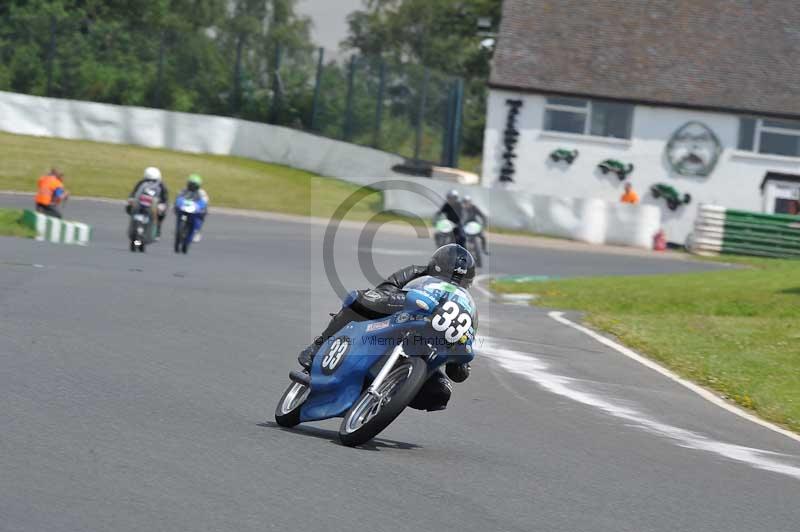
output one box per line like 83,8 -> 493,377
1,194 -> 798,532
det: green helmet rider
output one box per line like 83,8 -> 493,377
187,173 -> 203,192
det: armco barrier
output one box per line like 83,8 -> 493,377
689,204 -> 800,258
0,90 -> 405,180
380,176 -> 661,249
22,210 -> 91,245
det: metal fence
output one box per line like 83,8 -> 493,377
0,14 -> 464,167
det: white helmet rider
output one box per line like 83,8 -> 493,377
143,166 -> 162,182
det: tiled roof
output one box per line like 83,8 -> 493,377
490,0 -> 800,118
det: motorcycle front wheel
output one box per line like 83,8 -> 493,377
275,381 -> 311,428
174,221 -> 182,253
175,217 -> 190,253
468,238 -> 482,268
339,357 -> 428,447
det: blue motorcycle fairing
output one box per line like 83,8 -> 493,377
299,317 -> 420,422
298,277 -> 476,423
298,318 -> 472,422
175,194 -> 207,244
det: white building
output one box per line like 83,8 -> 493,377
482,0 -> 800,243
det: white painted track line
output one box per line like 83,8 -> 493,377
548,311 -> 800,444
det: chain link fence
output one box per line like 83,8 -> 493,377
0,13 -> 464,167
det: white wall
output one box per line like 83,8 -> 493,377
482,89 -> 800,243
0,89 -> 662,249
0,90 -> 405,180
380,175 -> 662,249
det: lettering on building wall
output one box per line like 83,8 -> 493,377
499,99 -> 523,182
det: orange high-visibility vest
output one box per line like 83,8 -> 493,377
35,175 -> 63,206
620,190 -> 639,204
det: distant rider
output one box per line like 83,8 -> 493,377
462,195 -> 489,255
434,189 -> 466,247
35,168 -> 68,219
297,244 -> 475,412
128,167 -> 168,238
175,174 -> 209,242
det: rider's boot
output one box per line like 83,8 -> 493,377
297,336 -> 324,369
297,307 -> 359,369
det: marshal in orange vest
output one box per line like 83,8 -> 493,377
35,173 -> 65,206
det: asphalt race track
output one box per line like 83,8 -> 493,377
2,194 -> 798,532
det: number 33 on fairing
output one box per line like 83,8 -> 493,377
321,337 -> 350,374
432,301 -> 472,343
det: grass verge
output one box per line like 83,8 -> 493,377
0,208 -> 36,238
0,132 -> 390,222
492,256 -> 800,433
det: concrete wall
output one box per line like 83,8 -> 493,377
0,90 -> 405,179
379,176 -> 661,249
481,89 -> 800,243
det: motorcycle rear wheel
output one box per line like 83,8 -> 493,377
338,357 -> 428,447
275,381 -> 310,428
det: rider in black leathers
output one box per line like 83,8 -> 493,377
435,189 -> 466,247
297,244 -> 475,411
127,167 -> 169,238
462,195 -> 489,255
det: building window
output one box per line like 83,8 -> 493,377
543,97 -> 633,139
738,117 -> 800,157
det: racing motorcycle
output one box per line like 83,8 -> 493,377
128,185 -> 159,252
464,221 -> 484,269
275,275 -> 477,447
434,217 -> 457,247
174,194 -> 205,254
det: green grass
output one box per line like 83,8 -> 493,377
492,257 -> 800,433
0,131 -> 389,222
0,208 -> 36,238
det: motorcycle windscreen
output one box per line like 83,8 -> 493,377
299,317 -> 415,422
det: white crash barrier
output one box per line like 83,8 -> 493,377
0,90 -> 406,180
380,176 -> 661,249
21,210 -> 92,245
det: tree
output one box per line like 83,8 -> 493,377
343,0 -> 502,157
0,0 -> 314,123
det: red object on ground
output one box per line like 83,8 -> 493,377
653,230 -> 667,251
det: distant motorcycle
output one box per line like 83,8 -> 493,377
174,195 -> 205,254
128,185 -> 159,252
463,221 -> 484,268
275,275 -> 477,447
434,217 -> 457,247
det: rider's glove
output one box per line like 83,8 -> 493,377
445,362 -> 470,383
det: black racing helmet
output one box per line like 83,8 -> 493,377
428,244 -> 476,288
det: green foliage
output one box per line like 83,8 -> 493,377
0,0 -> 484,166
344,0 -> 502,155
0,0 -> 312,119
